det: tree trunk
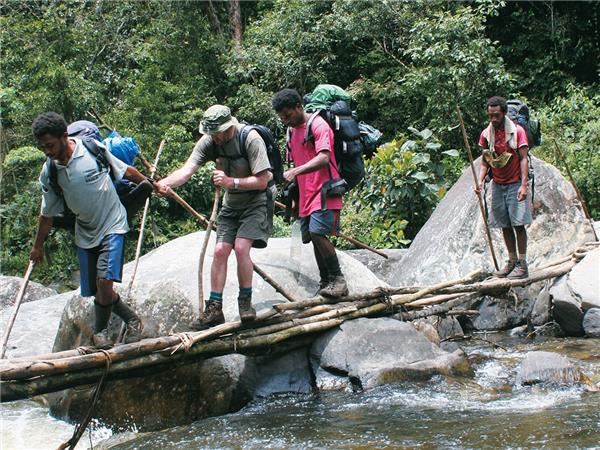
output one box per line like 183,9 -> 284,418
229,0 -> 242,46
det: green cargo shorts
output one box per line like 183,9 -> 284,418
216,201 -> 271,249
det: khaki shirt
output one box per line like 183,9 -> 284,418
190,124 -> 272,209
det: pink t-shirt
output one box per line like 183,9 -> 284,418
479,122 -> 529,184
289,115 -> 343,217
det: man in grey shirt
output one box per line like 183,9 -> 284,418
29,112 -> 149,349
156,105 -> 273,330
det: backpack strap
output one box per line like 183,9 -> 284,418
303,111 -> 321,144
45,138 -> 113,196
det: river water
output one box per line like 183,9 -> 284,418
2,334 -> 599,449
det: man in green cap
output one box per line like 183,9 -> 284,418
156,105 -> 273,329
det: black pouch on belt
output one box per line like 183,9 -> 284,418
320,177 -> 347,211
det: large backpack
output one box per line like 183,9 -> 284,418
302,84 -> 381,194
46,121 -> 153,230
507,99 -> 542,148
237,123 -> 283,186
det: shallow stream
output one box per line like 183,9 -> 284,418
2,334 -> 599,449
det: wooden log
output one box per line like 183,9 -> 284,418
393,293 -> 479,321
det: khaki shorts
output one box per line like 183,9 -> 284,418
490,181 -> 533,228
216,201 -> 271,249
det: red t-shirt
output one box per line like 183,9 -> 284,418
479,123 -> 528,184
289,115 -> 343,217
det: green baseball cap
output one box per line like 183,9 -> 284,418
198,105 -> 238,135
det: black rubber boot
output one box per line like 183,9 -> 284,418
113,295 -> 143,344
92,302 -> 113,349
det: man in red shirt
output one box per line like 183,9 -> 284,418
272,89 -> 348,297
475,96 -> 532,279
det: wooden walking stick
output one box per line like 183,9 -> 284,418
117,140 -> 165,343
273,200 -> 388,259
166,190 -> 299,302
198,182 -> 221,318
1,260 -> 35,359
456,106 -> 500,271
553,139 -> 598,241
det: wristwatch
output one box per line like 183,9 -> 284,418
233,178 -> 240,190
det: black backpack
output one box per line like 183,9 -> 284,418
305,100 -> 367,192
237,123 -> 283,186
46,139 -> 153,230
507,99 -> 542,148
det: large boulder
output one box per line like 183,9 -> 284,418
310,318 -> 470,390
516,351 -> 583,386
0,275 -> 57,309
50,234 -> 383,430
0,291 -> 71,358
550,275 -> 585,336
567,247 -> 600,310
389,157 -> 594,286
550,248 -> 599,336
462,282 -> 542,331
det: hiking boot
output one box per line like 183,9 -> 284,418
494,259 -> 517,278
320,275 -> 349,298
92,329 -> 113,349
314,279 -> 329,297
238,295 -> 256,322
190,301 -> 225,331
123,318 -> 143,344
507,261 -> 529,279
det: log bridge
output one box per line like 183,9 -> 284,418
1,242 -> 597,403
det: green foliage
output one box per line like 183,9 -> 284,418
534,84 -> 600,218
1,0 -> 598,283
344,128 -> 460,247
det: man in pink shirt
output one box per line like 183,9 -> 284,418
475,96 -> 532,279
272,89 -> 348,297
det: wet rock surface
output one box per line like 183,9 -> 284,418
310,318 -> 470,389
516,351 -> 582,386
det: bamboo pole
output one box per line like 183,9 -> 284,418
1,261 -> 35,359
553,139 -> 598,241
117,140 -> 165,343
456,106 -> 499,271
167,189 -> 299,303
198,188 -> 221,317
273,200 -> 388,259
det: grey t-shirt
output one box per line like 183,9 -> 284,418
39,138 -> 129,249
190,124 -> 272,209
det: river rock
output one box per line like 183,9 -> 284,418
550,275 -> 585,336
582,308 -> 600,338
310,318 -> 470,390
0,291 -> 71,358
462,283 -> 541,331
241,348 -> 313,397
49,234 -> 383,430
49,354 -> 252,431
0,275 -> 57,309
530,284 -> 552,326
389,156 -> 594,286
516,351 -> 582,386
567,247 -> 600,310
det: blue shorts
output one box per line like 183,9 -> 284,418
300,210 -> 340,244
77,233 -> 126,297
